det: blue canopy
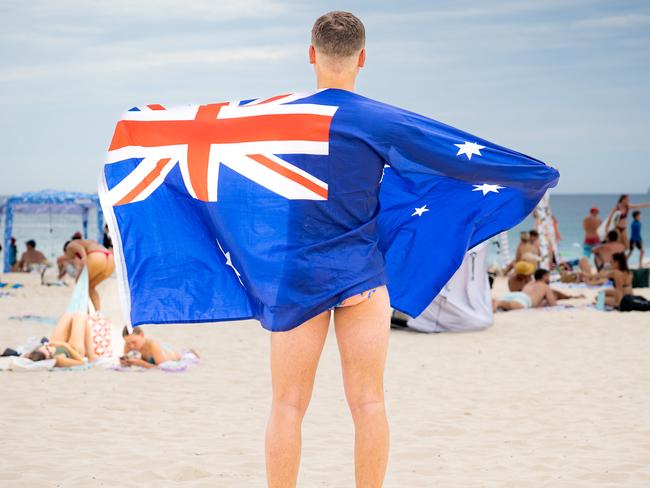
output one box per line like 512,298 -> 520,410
2,190 -> 103,272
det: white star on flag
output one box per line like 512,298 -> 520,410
454,141 -> 485,160
216,239 -> 244,287
472,183 -> 505,196
411,205 -> 429,217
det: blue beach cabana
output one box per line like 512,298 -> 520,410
2,190 -> 103,272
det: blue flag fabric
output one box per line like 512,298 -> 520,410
99,89 -> 559,331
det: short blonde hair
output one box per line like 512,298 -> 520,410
311,11 -> 365,57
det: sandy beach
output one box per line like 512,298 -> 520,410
1,273 -> 649,487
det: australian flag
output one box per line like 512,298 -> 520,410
99,89 -> 559,331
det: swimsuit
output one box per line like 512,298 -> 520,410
583,236 -> 600,257
54,346 -> 71,358
332,288 -> 377,309
617,205 -> 628,230
501,291 -> 532,309
87,249 -> 113,258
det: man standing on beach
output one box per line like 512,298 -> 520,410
583,207 -> 601,257
265,13 -> 390,488
100,10 -> 559,488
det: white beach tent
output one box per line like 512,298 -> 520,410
404,242 -> 493,333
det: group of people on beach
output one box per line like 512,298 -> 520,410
24,311 -> 183,368
497,194 -> 649,312
4,229 -> 115,310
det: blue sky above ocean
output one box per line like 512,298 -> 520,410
0,0 -> 648,194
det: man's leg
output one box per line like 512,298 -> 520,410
266,310 -> 330,488
334,286 -> 391,488
495,300 -> 524,311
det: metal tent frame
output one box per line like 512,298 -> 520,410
2,190 -> 103,272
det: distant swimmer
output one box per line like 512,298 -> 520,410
496,268 -> 579,311
120,326 -> 183,368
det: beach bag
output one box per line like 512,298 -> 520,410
619,294 -> 650,312
88,312 -> 113,357
632,268 -> 649,288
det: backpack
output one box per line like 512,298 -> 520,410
619,294 -> 650,312
632,268 -> 649,288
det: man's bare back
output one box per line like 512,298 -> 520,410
522,280 -> 556,308
583,215 -> 601,240
593,241 -> 625,268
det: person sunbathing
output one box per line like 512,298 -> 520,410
496,269 -> 580,311
120,326 -> 182,368
25,312 -> 96,367
558,257 -> 609,286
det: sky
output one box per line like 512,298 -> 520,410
1,0 -> 649,195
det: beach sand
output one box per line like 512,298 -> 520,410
1,272 -> 650,487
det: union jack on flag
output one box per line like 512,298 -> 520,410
105,93 -> 337,207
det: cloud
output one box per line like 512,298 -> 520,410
5,0 -> 289,22
574,13 -> 650,29
0,44 -> 302,82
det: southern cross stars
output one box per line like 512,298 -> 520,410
472,183 -> 505,196
454,141 -> 485,160
412,205 -> 429,217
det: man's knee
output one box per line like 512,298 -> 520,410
272,390 -> 311,420
347,395 -> 386,420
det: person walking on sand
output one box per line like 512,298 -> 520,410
583,207 -> 601,257
62,239 -> 114,310
627,210 -> 645,268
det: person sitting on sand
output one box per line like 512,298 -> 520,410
120,326 -> 182,368
25,312 -> 96,367
15,239 -> 50,272
603,252 -> 633,309
592,230 -> 626,271
508,261 -> 535,292
515,231 -> 541,267
62,239 -> 115,310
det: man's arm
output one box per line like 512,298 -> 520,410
545,285 -> 557,306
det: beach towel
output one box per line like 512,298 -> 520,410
109,351 -> 200,373
0,282 -> 23,289
4,357 -> 57,372
9,315 -> 59,325
100,89 -> 559,331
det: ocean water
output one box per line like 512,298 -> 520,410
1,194 -> 648,268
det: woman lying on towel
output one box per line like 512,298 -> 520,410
26,312 -> 96,367
120,326 -> 182,368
